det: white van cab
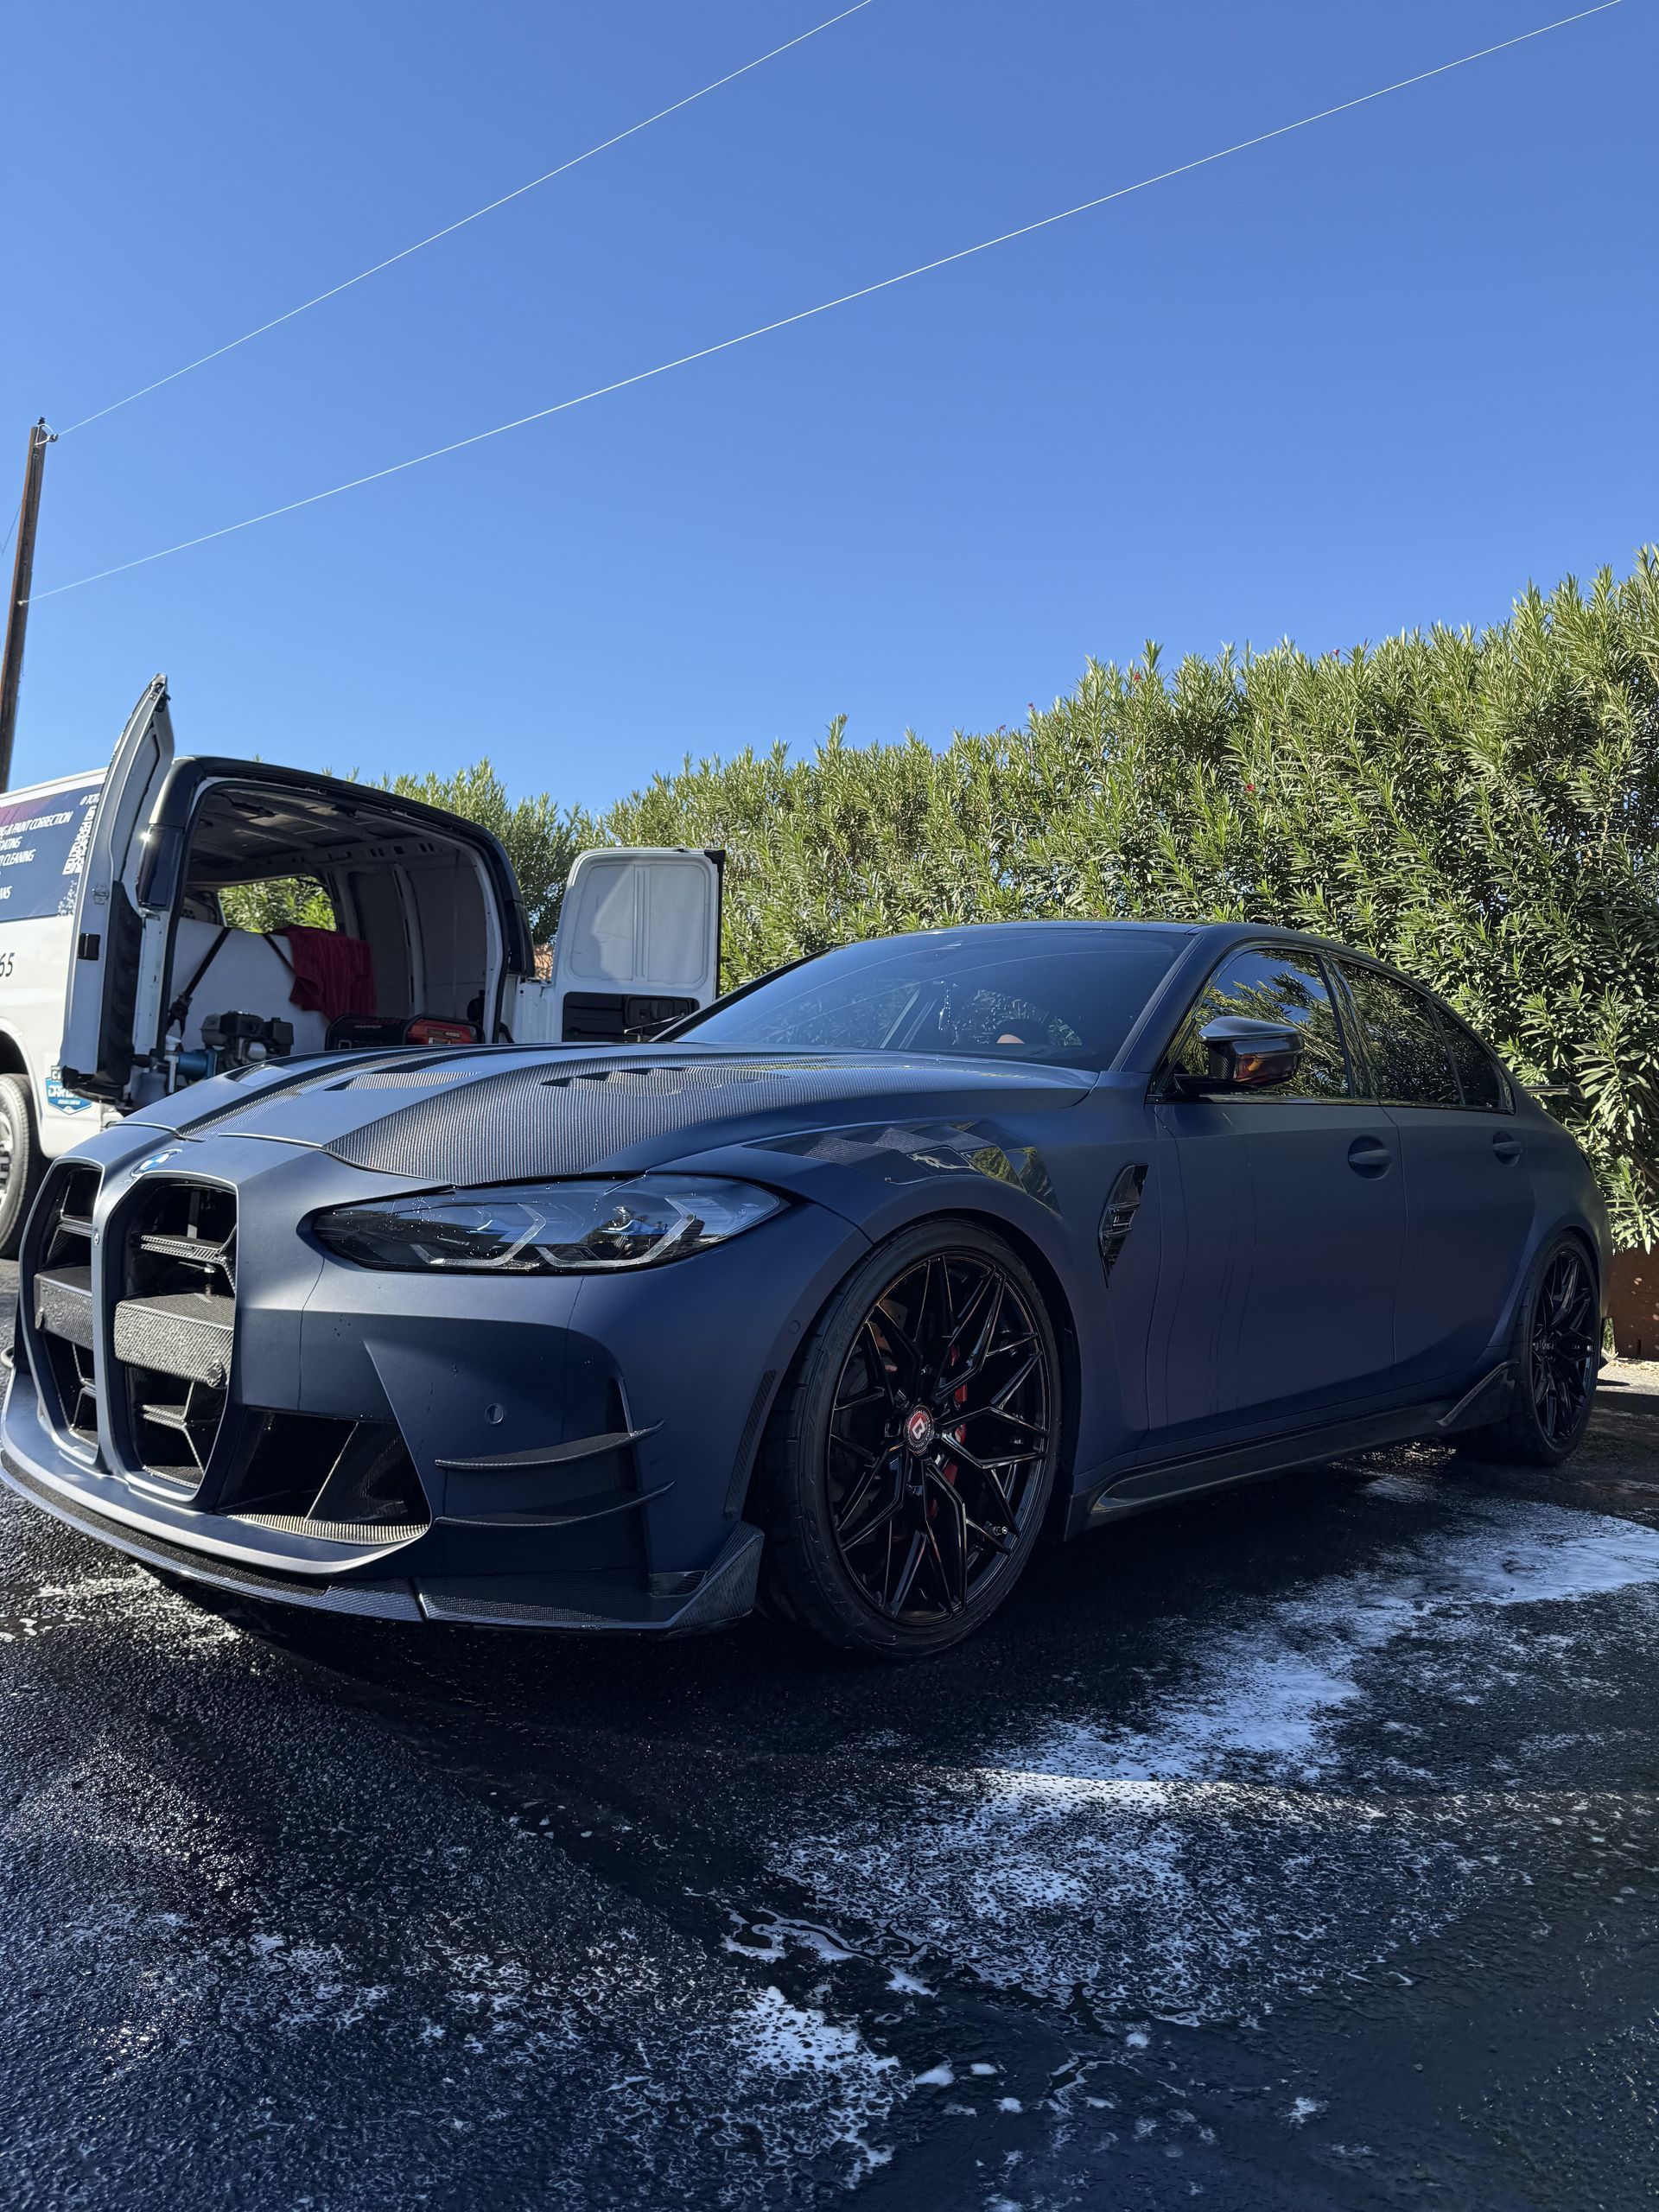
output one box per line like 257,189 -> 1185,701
0,677 -> 721,1251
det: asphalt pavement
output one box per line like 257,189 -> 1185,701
3,1254 -> 1658,2211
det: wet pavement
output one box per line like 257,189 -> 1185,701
3,1251 -> 1657,2211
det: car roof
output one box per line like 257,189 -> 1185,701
868,918 -> 1379,963
853,920 -> 1456,1065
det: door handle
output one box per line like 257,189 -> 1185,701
1491,1133 -> 1522,1165
1347,1135 -> 1392,1177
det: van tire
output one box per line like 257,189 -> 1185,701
0,1076 -> 42,1259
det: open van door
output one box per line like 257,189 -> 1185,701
545,848 -> 723,1045
57,676 -> 175,1103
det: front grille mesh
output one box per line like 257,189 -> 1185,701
30,1164 -> 103,1447
23,1167 -> 429,1547
119,1181 -> 237,1484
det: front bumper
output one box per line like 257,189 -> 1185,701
0,1435 -> 766,1630
1,1126 -> 866,1630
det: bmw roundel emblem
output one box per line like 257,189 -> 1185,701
136,1146 -> 185,1174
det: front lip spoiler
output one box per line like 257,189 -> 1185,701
0,1405 -> 423,1578
0,1448 -> 766,1634
0,1448 -> 423,1618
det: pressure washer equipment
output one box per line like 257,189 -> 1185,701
175,1010 -> 296,1084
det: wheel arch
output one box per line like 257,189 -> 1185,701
1555,1218 -> 1602,1269
0,1024 -> 31,1081
1526,1213 -> 1606,1317
732,1201 -> 1085,1535
939,1203 -> 1085,1530
1547,1217 -> 1606,1329
0,1035 -> 45,1259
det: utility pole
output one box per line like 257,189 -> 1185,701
0,417 -> 57,791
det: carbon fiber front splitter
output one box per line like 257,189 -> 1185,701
0,1446 -> 766,1632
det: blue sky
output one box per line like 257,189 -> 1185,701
4,1 -> 1652,811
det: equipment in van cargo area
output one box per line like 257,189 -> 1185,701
175,1010 -> 296,1084
0,675 -> 722,1255
324,1014 -> 479,1050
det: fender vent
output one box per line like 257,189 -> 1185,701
1099,1162 -> 1148,1282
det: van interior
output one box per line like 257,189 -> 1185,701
162,781 -> 505,1076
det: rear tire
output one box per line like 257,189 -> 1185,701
0,1074 -> 42,1260
1454,1233 -> 1599,1466
756,1219 -> 1063,1658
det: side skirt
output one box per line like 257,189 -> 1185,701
1065,1395 -> 1462,1538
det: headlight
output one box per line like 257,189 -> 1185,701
312,1176 -> 785,1273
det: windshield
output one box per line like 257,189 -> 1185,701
671,926 -> 1189,1071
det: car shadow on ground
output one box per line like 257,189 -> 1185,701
147,1418 -> 1659,2101
159,1437 -> 1600,1769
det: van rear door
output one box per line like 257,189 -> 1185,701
547,848 -> 723,1044
58,676 -> 175,1103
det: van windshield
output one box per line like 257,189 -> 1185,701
671,925 -> 1188,1071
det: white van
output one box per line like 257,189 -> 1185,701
0,677 -> 722,1252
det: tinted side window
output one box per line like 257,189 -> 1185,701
1437,1012 -> 1511,1112
1170,947 -> 1351,1099
1338,963 -> 1459,1106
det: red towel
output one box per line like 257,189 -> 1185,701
274,927 -> 376,1021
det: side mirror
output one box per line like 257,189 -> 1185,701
1170,1016 -> 1304,1097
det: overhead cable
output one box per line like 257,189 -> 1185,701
32,2 -> 1623,601
56,0 -> 880,436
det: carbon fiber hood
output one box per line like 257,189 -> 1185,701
135,1046 -> 1091,1185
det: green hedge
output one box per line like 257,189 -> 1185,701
588,553 -> 1659,1246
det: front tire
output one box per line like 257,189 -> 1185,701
0,1074 -> 42,1259
1456,1234 -> 1599,1466
757,1220 -> 1063,1657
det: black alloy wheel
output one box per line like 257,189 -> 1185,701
1455,1233 -> 1599,1467
1526,1243 -> 1599,1450
828,1252 -> 1051,1619
759,1220 -> 1063,1656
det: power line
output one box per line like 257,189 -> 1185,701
56,0 -> 880,437
32,0 -> 1624,604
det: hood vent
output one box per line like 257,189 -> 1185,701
324,1052 -> 1072,1185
